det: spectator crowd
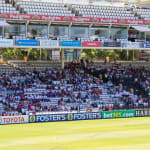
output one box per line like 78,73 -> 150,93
0,61 -> 150,116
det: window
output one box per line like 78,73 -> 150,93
49,25 -> 69,37
5,24 -> 26,36
28,24 -> 48,37
111,27 -> 127,40
89,27 -> 109,39
0,27 -> 2,36
71,26 -> 89,38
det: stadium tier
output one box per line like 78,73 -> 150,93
0,61 -> 150,116
0,0 -> 150,117
0,0 -> 149,49
72,5 -> 137,19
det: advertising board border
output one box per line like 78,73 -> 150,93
29,112 -> 102,123
1,109 -> 150,125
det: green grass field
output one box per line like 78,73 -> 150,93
0,117 -> 150,150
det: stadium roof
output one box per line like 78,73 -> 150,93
132,26 -> 150,32
0,21 -> 11,27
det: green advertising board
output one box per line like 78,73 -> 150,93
102,110 -> 135,119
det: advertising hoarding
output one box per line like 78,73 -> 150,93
17,40 -> 38,46
135,110 -> 150,117
61,41 -> 80,47
40,40 -> 59,47
29,112 -> 102,123
0,115 -> 28,125
142,42 -> 150,48
0,13 -> 149,25
83,41 -> 101,47
102,110 -> 135,119
0,39 -> 13,47
103,42 -> 121,47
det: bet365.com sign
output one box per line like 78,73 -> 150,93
102,110 -> 135,119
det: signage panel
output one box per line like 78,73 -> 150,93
29,112 -> 102,123
0,13 -> 149,25
102,110 -> 135,119
17,40 -> 38,46
136,110 -> 150,117
0,115 -> 28,124
142,42 -> 150,48
61,41 -> 80,47
83,41 -> 101,47
0,39 -> 13,47
40,40 -> 59,47
124,42 -> 140,48
103,42 -> 121,47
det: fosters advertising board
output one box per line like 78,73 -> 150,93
0,115 -> 28,125
29,112 -> 102,123
102,110 -> 135,119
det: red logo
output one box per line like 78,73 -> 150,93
83,41 -> 101,47
63,17 -> 70,21
0,14 -> 8,19
32,15 -> 40,20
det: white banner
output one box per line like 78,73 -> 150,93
0,115 -> 28,125
0,40 -> 14,47
52,50 -> 60,60
40,40 -> 59,47
124,42 -> 140,48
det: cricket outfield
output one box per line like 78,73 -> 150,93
0,117 -> 150,150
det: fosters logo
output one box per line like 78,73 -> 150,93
29,115 -> 36,123
67,114 -> 73,121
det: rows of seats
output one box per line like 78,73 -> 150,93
16,1 -> 75,16
88,62 -> 150,100
0,0 -> 19,14
0,64 -> 19,73
0,0 -> 5,4
72,5 -> 138,19
77,5 -> 127,10
133,8 -> 150,20
16,1 -> 65,7
0,62 -> 109,115
1,61 -> 150,116
0,0 -> 150,21
9,61 -> 61,72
